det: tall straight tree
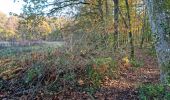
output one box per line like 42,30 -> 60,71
105,0 -> 109,16
98,0 -> 104,21
146,0 -> 170,84
113,0 -> 119,49
125,0 -> 134,59
140,6 -> 147,48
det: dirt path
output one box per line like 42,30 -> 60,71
94,48 -> 160,99
135,48 -> 160,84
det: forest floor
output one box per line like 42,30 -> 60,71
94,48 -> 160,100
0,47 -> 160,100
49,48 -> 160,100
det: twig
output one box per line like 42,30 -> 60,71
87,92 -> 95,100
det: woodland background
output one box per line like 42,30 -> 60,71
0,0 -> 170,99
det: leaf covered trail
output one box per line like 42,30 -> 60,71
95,48 -> 160,99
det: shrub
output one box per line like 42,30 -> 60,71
130,59 -> 144,68
145,47 -> 157,57
138,84 -> 170,100
24,65 -> 44,83
86,57 -> 117,88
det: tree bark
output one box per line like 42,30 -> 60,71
140,6 -> 147,48
113,0 -> 119,49
98,0 -> 104,21
105,0 -> 109,16
125,0 -> 134,59
146,0 -> 170,84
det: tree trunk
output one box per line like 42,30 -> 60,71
125,0 -> 134,59
105,0 -> 109,16
146,0 -> 170,84
98,0 -> 104,21
113,0 -> 119,49
140,7 -> 147,48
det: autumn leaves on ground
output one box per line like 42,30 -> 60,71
0,46 -> 161,100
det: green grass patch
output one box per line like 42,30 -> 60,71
138,84 -> 170,100
130,59 -> 144,68
144,47 -> 157,57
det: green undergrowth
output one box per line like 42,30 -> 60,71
86,57 -> 117,88
0,45 -> 59,58
138,84 -> 170,100
144,47 -> 157,57
0,45 -> 59,72
0,46 -> 120,98
130,58 -> 144,68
